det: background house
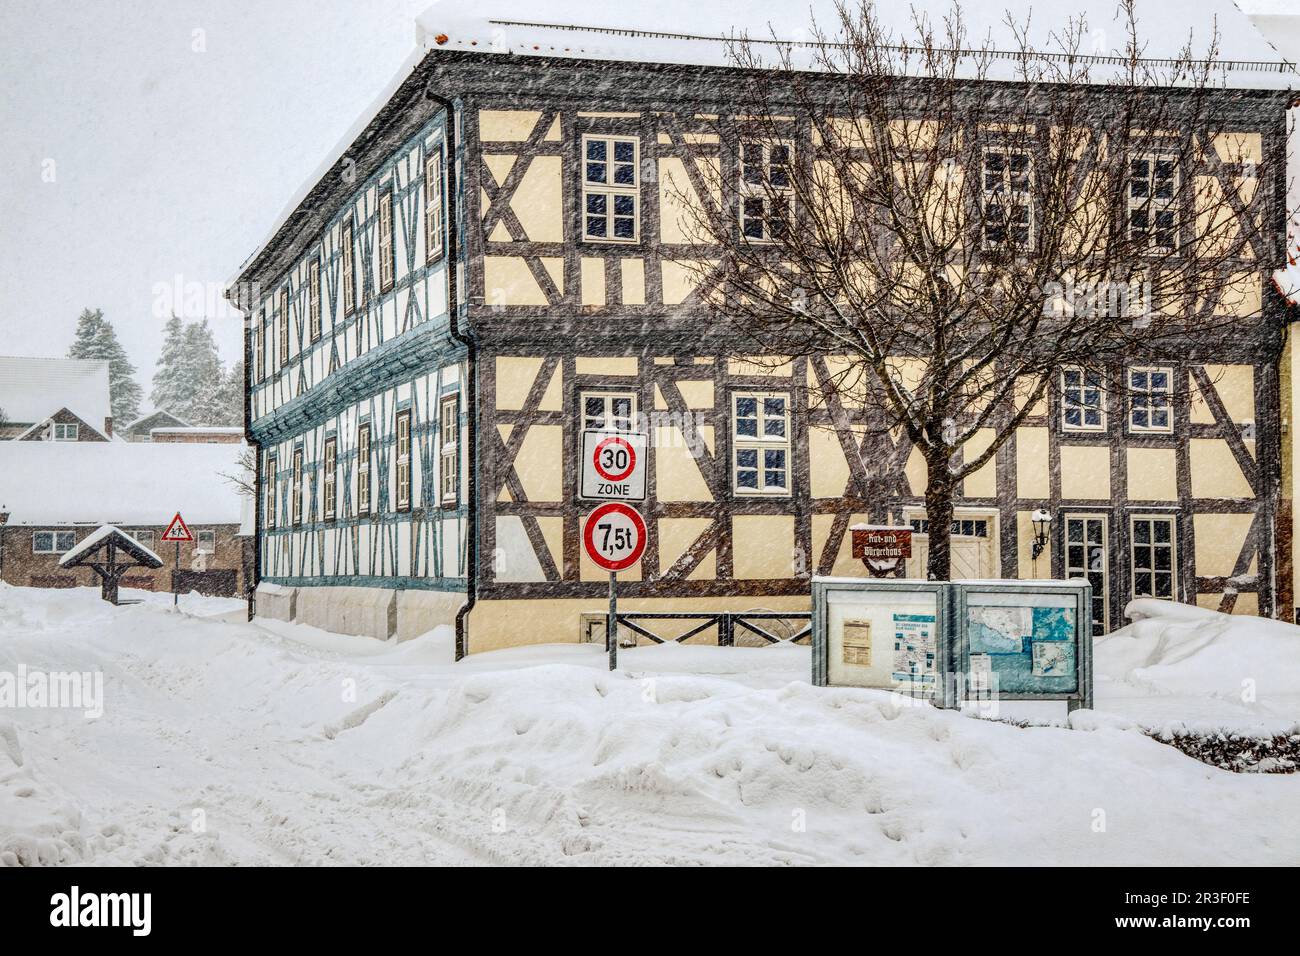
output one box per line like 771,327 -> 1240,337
0,355 -> 115,441
0,441 -> 253,596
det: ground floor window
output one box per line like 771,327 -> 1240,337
581,390 -> 637,432
197,530 -> 216,553
440,395 -> 459,507
134,530 -> 155,550
1064,514 -> 1109,634
33,531 -> 76,553
1130,514 -> 1177,600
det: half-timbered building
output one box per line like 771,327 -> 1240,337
232,2 -> 1299,652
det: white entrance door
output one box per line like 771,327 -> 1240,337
905,513 -> 997,579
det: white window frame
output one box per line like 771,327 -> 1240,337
264,453 -> 278,529
732,391 -> 791,496
53,423 -> 79,441
254,308 -> 265,383
308,257 -> 322,342
439,396 -> 459,507
357,424 -> 372,516
278,287 -> 290,368
580,390 -> 638,433
981,146 -> 1033,249
1061,367 -> 1106,432
323,437 -> 337,520
1128,365 -> 1173,434
342,217 -> 356,316
378,187 -> 395,292
581,134 -> 639,243
1128,153 -> 1178,254
1130,513 -> 1178,601
32,531 -> 76,554
396,409 -> 412,512
425,148 -> 444,262
196,529 -> 216,554
739,140 -> 793,243
1064,513 -> 1109,635
291,448 -> 304,526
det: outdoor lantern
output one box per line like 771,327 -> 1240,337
1031,508 -> 1052,560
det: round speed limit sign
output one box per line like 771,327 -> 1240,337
582,501 -> 647,572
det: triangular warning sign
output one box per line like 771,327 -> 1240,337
161,512 -> 194,542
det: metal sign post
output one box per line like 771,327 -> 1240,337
583,501 -> 647,671
161,511 -> 194,607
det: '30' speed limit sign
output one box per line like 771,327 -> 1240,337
582,501 -> 647,572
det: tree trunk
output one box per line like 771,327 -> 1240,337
923,449 -> 956,582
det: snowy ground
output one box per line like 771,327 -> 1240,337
1,584 -> 1298,866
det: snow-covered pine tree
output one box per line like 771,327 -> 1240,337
67,307 -> 143,426
179,320 -> 226,425
150,315 -> 189,420
216,358 -> 245,428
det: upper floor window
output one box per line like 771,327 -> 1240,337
440,395 -> 459,507
278,287 -> 290,368
254,308 -> 265,383
982,147 -> 1032,248
425,148 -> 444,262
357,424 -> 372,516
308,257 -> 322,342
1061,367 -> 1105,432
739,141 -> 792,241
395,409 -> 412,512
33,531 -> 76,554
322,437 -> 337,521
581,390 -> 637,433
378,187 -> 395,292
342,217 -> 356,316
291,448 -> 304,526
1128,366 -> 1172,433
1128,155 -> 1177,253
582,135 -> 638,242
732,392 -> 790,495
197,529 -> 216,554
264,453 -> 277,529
53,423 -> 79,441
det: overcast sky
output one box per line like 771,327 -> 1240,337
1,0 -> 1296,415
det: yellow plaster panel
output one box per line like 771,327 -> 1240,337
1192,513 -> 1252,577
495,357 -> 544,410
662,259 -> 705,305
514,425 -> 563,501
537,360 -> 562,411
654,430 -> 712,500
808,426 -> 851,498
512,157 -> 563,242
580,257 -> 605,307
727,356 -> 792,376
962,429 -> 997,498
733,515 -> 796,579
1016,427 -> 1049,499
657,518 -> 716,580
1015,510 -> 1054,580
905,445 -> 927,496
621,259 -> 646,305
483,154 -> 516,187
1060,445 -> 1110,500
676,379 -> 713,409
1127,447 -> 1178,501
1191,365 -> 1255,425
479,110 -> 541,141
576,356 -> 638,376
1189,440 -> 1253,498
484,256 -> 546,306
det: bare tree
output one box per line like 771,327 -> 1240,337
670,0 -> 1283,578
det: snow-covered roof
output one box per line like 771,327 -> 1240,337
0,441 -> 247,526
125,410 -> 190,432
415,0 -> 1297,85
0,356 -> 112,428
150,427 -> 243,435
231,1 -> 1296,290
57,525 -> 164,569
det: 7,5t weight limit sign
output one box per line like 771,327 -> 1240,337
582,502 -> 647,572
580,430 -> 647,501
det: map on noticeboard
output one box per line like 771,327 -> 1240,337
967,601 -> 1078,693
891,612 -> 937,690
